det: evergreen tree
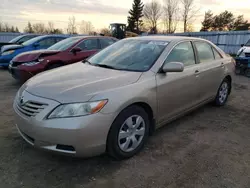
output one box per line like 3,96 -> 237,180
11,26 -> 15,32
200,10 -> 213,31
24,22 -> 34,33
128,0 -> 144,34
127,16 -> 135,32
15,27 -> 19,33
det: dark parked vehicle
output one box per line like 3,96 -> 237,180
9,36 -> 118,82
0,34 -> 40,49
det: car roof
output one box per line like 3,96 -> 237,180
129,36 -> 205,42
69,35 -> 116,40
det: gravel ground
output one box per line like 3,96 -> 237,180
0,69 -> 250,188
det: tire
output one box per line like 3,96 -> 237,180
235,67 -> 241,75
214,78 -> 231,106
47,63 -> 63,70
244,68 -> 250,78
107,105 -> 150,160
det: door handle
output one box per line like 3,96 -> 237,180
221,62 -> 225,68
195,70 -> 199,74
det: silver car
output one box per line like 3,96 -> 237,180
13,36 -> 234,159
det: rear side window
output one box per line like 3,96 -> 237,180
164,41 -> 196,67
194,41 -> 214,63
100,38 -> 116,48
212,47 -> 223,59
77,39 -> 98,50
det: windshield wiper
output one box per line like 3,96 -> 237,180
94,64 -> 117,70
82,59 -> 92,64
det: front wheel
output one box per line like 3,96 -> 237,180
107,105 -> 150,160
214,78 -> 231,106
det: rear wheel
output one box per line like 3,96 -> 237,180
244,68 -> 250,77
107,105 -> 150,160
214,78 -> 231,106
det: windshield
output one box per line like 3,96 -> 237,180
9,35 -> 23,43
245,39 -> 250,46
88,39 -> 168,71
22,36 -> 45,46
48,37 -> 80,51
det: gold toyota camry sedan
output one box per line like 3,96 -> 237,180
13,36 -> 234,160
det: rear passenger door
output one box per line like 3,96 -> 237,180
74,38 -> 99,62
193,41 -> 225,101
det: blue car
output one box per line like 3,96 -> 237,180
0,35 -> 68,67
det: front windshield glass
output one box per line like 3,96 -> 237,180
22,36 -> 45,46
9,35 -> 23,43
48,37 -> 80,51
88,39 -> 168,71
245,39 -> 250,46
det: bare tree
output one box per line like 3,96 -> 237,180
181,0 -> 199,32
100,28 -> 111,36
47,21 -> 55,33
143,0 -> 162,34
163,0 -> 179,33
79,20 -> 94,34
32,23 -> 46,34
67,16 -> 77,34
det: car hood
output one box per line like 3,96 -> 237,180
23,63 -> 142,103
14,49 -> 60,62
1,44 -> 23,52
237,46 -> 250,55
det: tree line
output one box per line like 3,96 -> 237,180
1,0 -> 249,35
127,0 -> 199,34
0,22 -> 20,33
200,10 -> 249,31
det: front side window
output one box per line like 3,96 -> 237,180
164,41 -> 196,66
88,39 -> 168,72
77,39 -> 98,50
194,41 -> 214,63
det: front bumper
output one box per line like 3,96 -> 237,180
0,58 -> 11,67
13,90 -> 116,157
9,66 -> 33,82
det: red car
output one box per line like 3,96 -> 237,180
9,36 -> 118,82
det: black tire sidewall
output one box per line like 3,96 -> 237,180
107,105 -> 150,160
215,79 -> 230,106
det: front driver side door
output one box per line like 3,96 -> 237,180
156,41 -> 201,125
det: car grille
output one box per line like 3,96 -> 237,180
16,101 -> 48,117
11,61 -> 24,67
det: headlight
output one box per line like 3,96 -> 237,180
48,100 -> 108,119
23,61 -> 40,66
2,50 -> 15,56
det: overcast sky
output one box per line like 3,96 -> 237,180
1,0 -> 250,33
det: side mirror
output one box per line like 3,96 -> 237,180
33,43 -> 39,47
161,62 -> 184,73
71,47 -> 82,54
17,41 -> 23,45
241,44 -> 244,47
